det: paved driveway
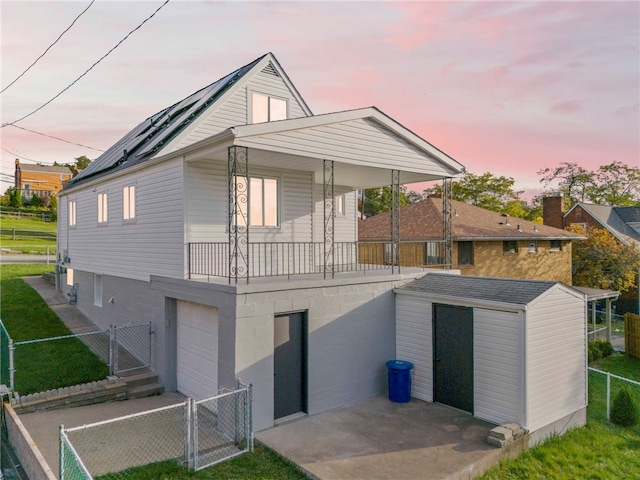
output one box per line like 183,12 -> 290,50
257,396 -> 505,480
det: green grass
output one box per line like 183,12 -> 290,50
0,237 -> 57,254
0,215 -> 57,254
0,215 -> 57,231
0,264 -> 108,394
480,353 -> 640,479
95,443 -> 310,480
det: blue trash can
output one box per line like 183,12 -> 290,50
385,360 -> 413,403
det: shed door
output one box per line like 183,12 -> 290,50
274,312 -> 307,420
177,301 -> 218,400
433,304 -> 473,413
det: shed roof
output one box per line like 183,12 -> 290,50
359,197 -> 583,241
397,273 -> 563,306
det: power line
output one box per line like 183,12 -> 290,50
1,0 -> 171,128
0,0 -> 95,94
9,125 -> 105,152
1,146 -> 42,164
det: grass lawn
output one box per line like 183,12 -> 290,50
95,443 -> 310,480
1,215 -> 56,254
479,353 -> 640,479
0,264 -> 108,394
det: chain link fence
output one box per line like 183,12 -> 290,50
0,322 -> 151,395
588,367 -> 640,424
60,383 -> 253,479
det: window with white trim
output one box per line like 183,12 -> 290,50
335,195 -> 345,216
94,274 -> 103,307
69,200 -> 77,226
528,240 -> 538,253
251,92 -> 287,123
123,185 -> 136,221
235,176 -> 279,227
97,192 -> 108,224
66,268 -> 74,286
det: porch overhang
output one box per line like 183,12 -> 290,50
174,107 -> 464,188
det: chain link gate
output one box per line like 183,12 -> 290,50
60,384 -> 253,479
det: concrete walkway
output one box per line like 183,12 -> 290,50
257,396 -> 504,480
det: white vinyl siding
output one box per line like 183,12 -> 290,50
313,186 -> 357,243
474,308 -> 522,426
396,296 -> 433,402
187,161 -> 313,244
173,68 -> 308,151
236,118 -> 454,178
525,288 -> 586,431
64,158 -> 185,282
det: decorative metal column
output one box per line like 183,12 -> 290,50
390,170 -> 400,274
323,160 -> 335,279
442,177 -> 453,269
228,146 -> 249,284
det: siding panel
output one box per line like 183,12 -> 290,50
396,296 -> 433,402
474,308 -> 522,426
526,288 -> 586,431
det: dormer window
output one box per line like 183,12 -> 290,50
251,92 -> 287,123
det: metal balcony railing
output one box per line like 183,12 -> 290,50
188,240 -> 449,280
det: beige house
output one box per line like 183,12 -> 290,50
358,197 -> 584,285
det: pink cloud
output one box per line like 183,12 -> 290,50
549,100 -> 583,115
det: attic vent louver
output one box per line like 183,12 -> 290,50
261,63 -> 279,77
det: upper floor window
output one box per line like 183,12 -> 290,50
251,92 -> 287,123
123,185 -> 136,221
528,240 -> 538,254
550,240 -> 562,252
457,241 -> 474,265
503,240 -> 518,254
97,192 -> 108,224
235,176 -> 279,227
69,200 -> 77,226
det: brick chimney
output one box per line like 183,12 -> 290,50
14,159 -> 21,189
543,193 -> 565,229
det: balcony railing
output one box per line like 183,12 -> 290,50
188,240 -> 449,281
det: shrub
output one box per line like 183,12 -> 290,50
595,340 -> 615,358
610,387 -> 639,427
589,343 -> 602,363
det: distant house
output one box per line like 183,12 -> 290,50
543,194 -> 640,313
14,159 -> 73,202
358,197 -> 584,285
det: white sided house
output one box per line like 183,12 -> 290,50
395,273 -> 588,444
57,53 -> 465,430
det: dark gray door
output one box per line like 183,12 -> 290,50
274,312 -> 306,420
433,304 -> 474,413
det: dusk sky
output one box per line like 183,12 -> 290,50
1,1 -> 638,198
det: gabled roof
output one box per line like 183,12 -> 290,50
396,273 -> 565,306
359,197 -> 583,241
566,203 -> 640,246
18,163 -> 71,175
68,53 -> 309,188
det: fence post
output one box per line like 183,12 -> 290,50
186,398 -> 193,470
12,227 -> 15,240
9,339 -> 15,392
46,246 -> 50,265
109,325 -> 116,376
59,425 -> 64,480
606,373 -> 611,422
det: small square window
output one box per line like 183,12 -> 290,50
528,240 -> 538,253
251,92 -> 288,123
503,241 -> 518,254
550,240 -> 562,252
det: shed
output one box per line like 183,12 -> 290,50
394,273 -> 587,442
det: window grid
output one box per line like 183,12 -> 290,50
69,200 -> 77,226
97,192 -> 108,224
123,185 -> 136,221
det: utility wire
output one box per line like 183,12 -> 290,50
0,1 -> 95,94
9,125 -> 105,152
1,147 -> 42,164
1,0 -> 171,128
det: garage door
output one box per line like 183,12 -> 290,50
177,301 -> 218,399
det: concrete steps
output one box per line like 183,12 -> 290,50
120,370 -> 165,400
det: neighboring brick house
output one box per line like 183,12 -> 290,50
14,159 -> 73,202
543,194 -> 640,313
358,197 -> 584,285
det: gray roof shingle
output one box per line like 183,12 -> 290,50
398,273 -> 561,305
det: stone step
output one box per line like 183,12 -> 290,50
127,383 -> 165,400
119,370 -> 158,389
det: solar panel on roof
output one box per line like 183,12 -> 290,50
68,54 -> 267,187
